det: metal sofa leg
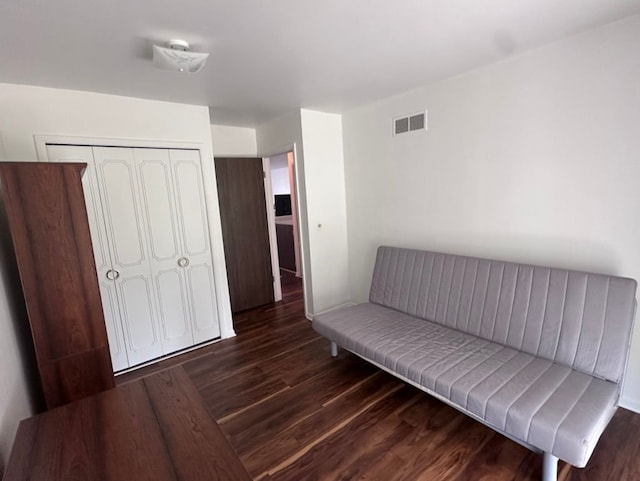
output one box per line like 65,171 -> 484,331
542,452 -> 558,481
330,341 -> 338,358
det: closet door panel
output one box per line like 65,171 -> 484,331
171,151 -> 210,256
170,149 -> 220,342
137,156 -> 180,262
187,264 -> 220,342
79,162 -> 128,369
118,275 -> 162,364
98,159 -> 146,267
93,147 -> 162,366
156,268 -> 192,351
99,280 -> 129,371
134,148 -> 194,353
45,145 -> 129,371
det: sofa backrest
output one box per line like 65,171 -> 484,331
369,246 -> 637,383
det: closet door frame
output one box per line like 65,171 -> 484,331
35,135 -> 235,344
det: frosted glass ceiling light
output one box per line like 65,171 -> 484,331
152,39 -> 209,73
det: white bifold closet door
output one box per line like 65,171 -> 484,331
45,145 -> 220,371
164,149 -> 220,345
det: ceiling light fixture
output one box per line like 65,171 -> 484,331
152,39 -> 209,73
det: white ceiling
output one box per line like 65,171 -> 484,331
1,1 -> 638,127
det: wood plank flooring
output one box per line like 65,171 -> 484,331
117,279 -> 640,481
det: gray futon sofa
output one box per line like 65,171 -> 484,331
313,246 -> 637,481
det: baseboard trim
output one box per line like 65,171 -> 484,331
115,336 -> 225,376
310,302 -> 357,320
315,302 -> 357,317
619,396 -> 640,414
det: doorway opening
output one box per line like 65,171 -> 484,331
263,151 -> 303,302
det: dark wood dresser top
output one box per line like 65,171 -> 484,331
3,367 -> 251,481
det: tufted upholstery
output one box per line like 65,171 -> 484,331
313,246 -> 637,468
369,247 -> 636,383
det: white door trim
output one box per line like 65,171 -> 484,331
34,134 -> 206,155
260,142 -> 311,319
262,157 -> 283,302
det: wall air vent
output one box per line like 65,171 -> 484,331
393,111 -> 427,136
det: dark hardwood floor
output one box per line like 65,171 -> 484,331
117,286 -> 640,481
280,269 -> 303,300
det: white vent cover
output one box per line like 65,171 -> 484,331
393,111 -> 427,136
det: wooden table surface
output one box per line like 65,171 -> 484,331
3,367 -> 252,481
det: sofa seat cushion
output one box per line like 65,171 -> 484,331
313,303 -> 620,467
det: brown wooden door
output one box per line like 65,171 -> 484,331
215,157 -> 274,312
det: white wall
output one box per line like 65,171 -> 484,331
210,124 -> 257,157
342,16 -> 640,409
299,110 -> 351,313
0,132 -> 6,159
271,168 -> 291,195
0,120 -> 29,475
270,152 -> 290,194
0,239 -> 37,476
0,83 -> 234,466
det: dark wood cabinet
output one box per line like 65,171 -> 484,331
0,162 -> 114,409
